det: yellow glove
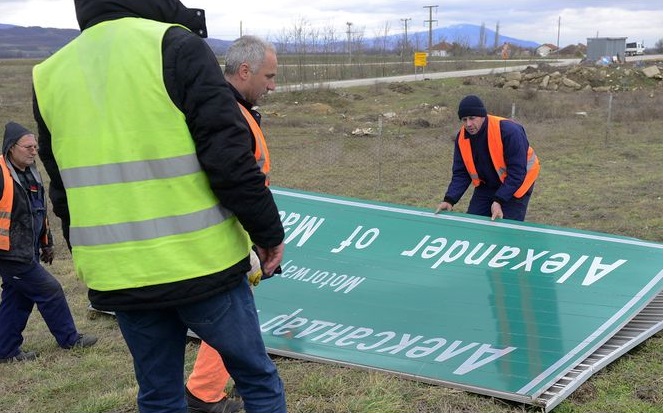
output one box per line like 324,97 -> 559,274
247,249 -> 263,287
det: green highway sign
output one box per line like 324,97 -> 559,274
255,187 -> 663,408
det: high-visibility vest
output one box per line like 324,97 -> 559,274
238,104 -> 271,186
0,156 -> 14,250
33,18 -> 251,291
458,115 -> 540,198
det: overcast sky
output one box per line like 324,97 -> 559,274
1,0 -> 662,47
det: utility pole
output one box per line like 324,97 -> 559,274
400,18 -> 411,59
423,5 -> 438,53
556,16 -> 561,49
346,22 -> 353,62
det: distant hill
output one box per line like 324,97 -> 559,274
0,25 -> 79,58
0,24 -> 232,58
433,24 -> 539,48
366,23 -> 539,50
0,22 -> 539,59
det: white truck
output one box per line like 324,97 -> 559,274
625,41 -> 645,56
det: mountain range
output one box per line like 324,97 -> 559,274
370,23 -> 540,50
0,23 -> 540,59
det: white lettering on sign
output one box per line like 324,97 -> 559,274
278,260 -> 366,293
261,308 -> 516,375
279,211 -> 325,246
331,225 -> 380,253
402,236 -> 627,286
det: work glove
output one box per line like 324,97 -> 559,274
247,249 -> 263,286
40,246 -> 54,265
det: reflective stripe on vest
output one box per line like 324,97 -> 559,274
238,104 -> 271,186
0,156 -> 14,250
33,18 -> 251,291
59,155 -> 234,246
458,115 -> 540,199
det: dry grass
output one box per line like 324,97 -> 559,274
0,57 -> 661,413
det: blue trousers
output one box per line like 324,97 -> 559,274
115,277 -> 286,413
0,258 -> 79,358
467,186 -> 532,221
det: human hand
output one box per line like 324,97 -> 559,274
256,242 -> 284,277
435,201 -> 453,214
40,246 -> 54,265
490,202 -> 503,221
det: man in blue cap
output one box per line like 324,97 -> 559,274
435,95 -> 540,221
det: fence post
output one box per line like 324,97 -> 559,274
377,115 -> 383,193
605,92 -> 613,146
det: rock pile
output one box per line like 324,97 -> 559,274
492,61 -> 662,92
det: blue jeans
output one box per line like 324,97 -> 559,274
467,185 -> 532,221
0,258 -> 79,358
115,277 -> 286,413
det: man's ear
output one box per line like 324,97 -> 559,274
239,62 -> 251,80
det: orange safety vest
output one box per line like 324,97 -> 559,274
458,115 -> 540,199
238,104 -> 271,186
0,156 -> 13,250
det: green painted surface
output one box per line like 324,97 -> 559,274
254,187 -> 663,401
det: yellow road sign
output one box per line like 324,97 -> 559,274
414,52 -> 427,67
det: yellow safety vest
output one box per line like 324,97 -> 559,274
33,18 -> 250,291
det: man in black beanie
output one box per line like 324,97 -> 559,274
435,95 -> 540,221
0,121 -> 97,363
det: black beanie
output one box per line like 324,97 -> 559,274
457,95 -> 487,119
3,121 -> 33,154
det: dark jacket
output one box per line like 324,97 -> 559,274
0,122 -> 53,263
444,117 -> 532,205
33,0 -> 284,311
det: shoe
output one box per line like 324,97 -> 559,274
186,388 -> 243,413
67,333 -> 98,349
0,349 -> 39,363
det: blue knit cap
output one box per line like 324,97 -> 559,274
457,95 -> 487,119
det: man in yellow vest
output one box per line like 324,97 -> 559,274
435,95 -> 540,221
185,35 -> 278,413
32,1 -> 286,412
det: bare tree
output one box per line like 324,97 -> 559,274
288,17 -> 311,83
479,22 -> 486,51
273,27 -> 293,84
412,31 -> 427,52
372,21 -> 392,76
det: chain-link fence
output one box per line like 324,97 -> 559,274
267,112 -> 457,210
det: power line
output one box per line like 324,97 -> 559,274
400,18 -> 411,57
423,5 -> 438,53
346,22 -> 353,62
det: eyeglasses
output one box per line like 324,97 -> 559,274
15,144 -> 39,151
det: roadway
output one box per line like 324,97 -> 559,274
276,58 -> 582,91
276,55 -> 662,92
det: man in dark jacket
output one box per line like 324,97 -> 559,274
0,121 -> 97,363
185,35 -> 278,413
435,95 -> 540,221
32,1 -> 286,412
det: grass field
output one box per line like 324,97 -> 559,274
0,58 -> 661,413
